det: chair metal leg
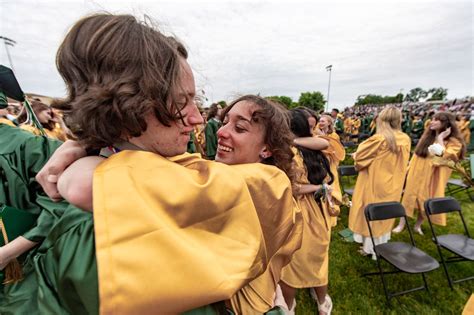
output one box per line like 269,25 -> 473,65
421,272 -> 430,293
436,246 -> 454,289
375,256 -> 391,304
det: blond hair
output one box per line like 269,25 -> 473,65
376,106 -> 401,152
319,114 -> 334,134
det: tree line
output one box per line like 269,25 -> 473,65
213,87 -> 450,112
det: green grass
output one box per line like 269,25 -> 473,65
295,181 -> 474,314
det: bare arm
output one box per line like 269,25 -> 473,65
294,137 -> 329,151
36,140 -> 87,200
293,183 -> 322,196
0,237 -> 36,270
57,156 -> 105,212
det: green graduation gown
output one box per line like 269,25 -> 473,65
204,118 -> 220,160
0,124 -> 68,314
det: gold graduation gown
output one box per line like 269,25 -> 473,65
458,120 -> 471,146
281,149 -> 332,288
229,166 -> 303,314
343,118 -> 352,134
93,151 -> 278,314
351,118 -> 361,135
20,124 -> 66,140
349,132 -> 411,237
0,117 -> 15,126
402,138 -> 463,226
319,133 -> 345,226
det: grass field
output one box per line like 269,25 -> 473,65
295,171 -> 473,314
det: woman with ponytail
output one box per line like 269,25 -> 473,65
348,106 -> 411,258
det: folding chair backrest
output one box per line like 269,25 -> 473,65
425,197 -> 470,238
365,201 -> 405,222
338,165 -> 358,177
424,197 -> 461,215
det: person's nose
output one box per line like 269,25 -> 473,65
217,124 -> 230,139
187,104 -> 204,125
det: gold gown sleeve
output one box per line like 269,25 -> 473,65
93,151 -> 267,315
229,165 -> 303,313
442,137 -> 463,162
353,134 -> 384,170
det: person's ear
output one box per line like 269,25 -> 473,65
259,147 -> 272,159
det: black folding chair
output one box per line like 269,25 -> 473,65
337,165 -> 357,197
424,197 -> 474,288
363,202 -> 440,303
342,141 -> 356,148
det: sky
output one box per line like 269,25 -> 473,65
0,0 -> 472,109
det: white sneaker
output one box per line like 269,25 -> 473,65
310,290 -> 333,315
392,224 -> 405,233
318,295 -> 333,315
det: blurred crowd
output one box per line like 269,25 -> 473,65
332,98 -> 473,148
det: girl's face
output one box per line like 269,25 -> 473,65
319,116 -> 329,130
37,108 -> 53,124
215,101 -> 270,165
429,117 -> 444,131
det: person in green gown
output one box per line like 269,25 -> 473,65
0,123 -> 69,314
204,103 -> 222,159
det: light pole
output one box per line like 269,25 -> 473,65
0,36 -> 16,72
325,65 -> 332,112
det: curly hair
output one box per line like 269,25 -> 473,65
221,95 -> 296,185
415,111 -> 466,159
54,13 -> 188,149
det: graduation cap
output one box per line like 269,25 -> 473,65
0,91 -> 7,109
0,65 -> 45,134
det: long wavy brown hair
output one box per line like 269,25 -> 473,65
415,111 -> 466,159
221,95 -> 296,185
54,13 -> 187,149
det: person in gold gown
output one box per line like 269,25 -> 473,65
316,114 -> 345,226
393,112 -> 466,234
343,114 -> 353,142
215,95 -> 303,314
351,115 -> 361,143
280,108 -> 334,315
39,95 -> 304,315
457,114 -> 471,146
33,14 -> 301,315
348,107 -> 411,258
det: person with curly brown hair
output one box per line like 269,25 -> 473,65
215,95 -> 303,314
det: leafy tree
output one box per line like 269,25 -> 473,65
355,94 -> 384,106
298,91 -> 325,111
426,87 -> 448,101
404,87 -> 428,102
267,95 -> 297,109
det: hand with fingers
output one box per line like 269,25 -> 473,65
36,140 -> 87,200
